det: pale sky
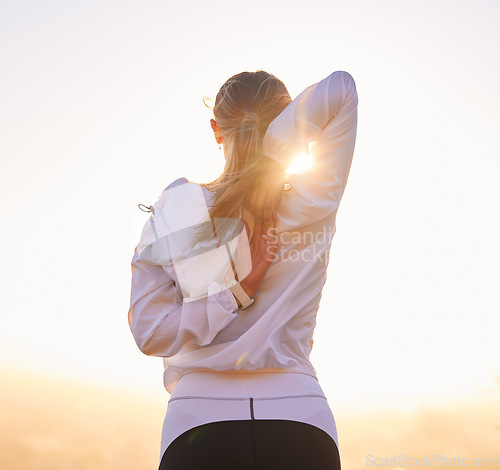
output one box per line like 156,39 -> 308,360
1,0 -> 499,410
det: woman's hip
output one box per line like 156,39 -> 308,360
160,371 -> 339,464
159,418 -> 340,470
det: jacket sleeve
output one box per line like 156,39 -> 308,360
127,247 -> 239,357
262,70 -> 358,230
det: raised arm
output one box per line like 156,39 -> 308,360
250,71 -> 358,231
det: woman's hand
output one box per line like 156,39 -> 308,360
232,156 -> 285,305
236,218 -> 278,303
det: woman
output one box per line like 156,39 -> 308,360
128,68 -> 358,469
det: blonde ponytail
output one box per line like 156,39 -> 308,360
202,71 -> 291,236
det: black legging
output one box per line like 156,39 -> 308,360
159,419 -> 341,470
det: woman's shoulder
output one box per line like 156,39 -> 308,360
162,177 -> 212,192
157,177 -> 212,215
164,177 -> 189,191
161,177 -> 214,203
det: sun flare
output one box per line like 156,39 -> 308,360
285,152 -> 313,174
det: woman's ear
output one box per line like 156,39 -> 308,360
210,118 -> 223,144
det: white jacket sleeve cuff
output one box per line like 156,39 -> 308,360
204,280 -> 239,333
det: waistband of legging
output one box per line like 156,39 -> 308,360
169,369 -> 325,401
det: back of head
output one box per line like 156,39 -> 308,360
207,70 -> 292,223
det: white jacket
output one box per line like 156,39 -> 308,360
128,70 -> 358,394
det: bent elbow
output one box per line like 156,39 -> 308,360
136,336 -> 156,356
136,332 -> 178,358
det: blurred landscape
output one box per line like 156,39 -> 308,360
0,364 -> 167,470
1,363 -> 499,470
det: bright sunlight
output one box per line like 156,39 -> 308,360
285,152 -> 314,174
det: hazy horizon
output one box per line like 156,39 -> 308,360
2,363 -> 499,469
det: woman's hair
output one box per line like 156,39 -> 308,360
203,70 -> 291,226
